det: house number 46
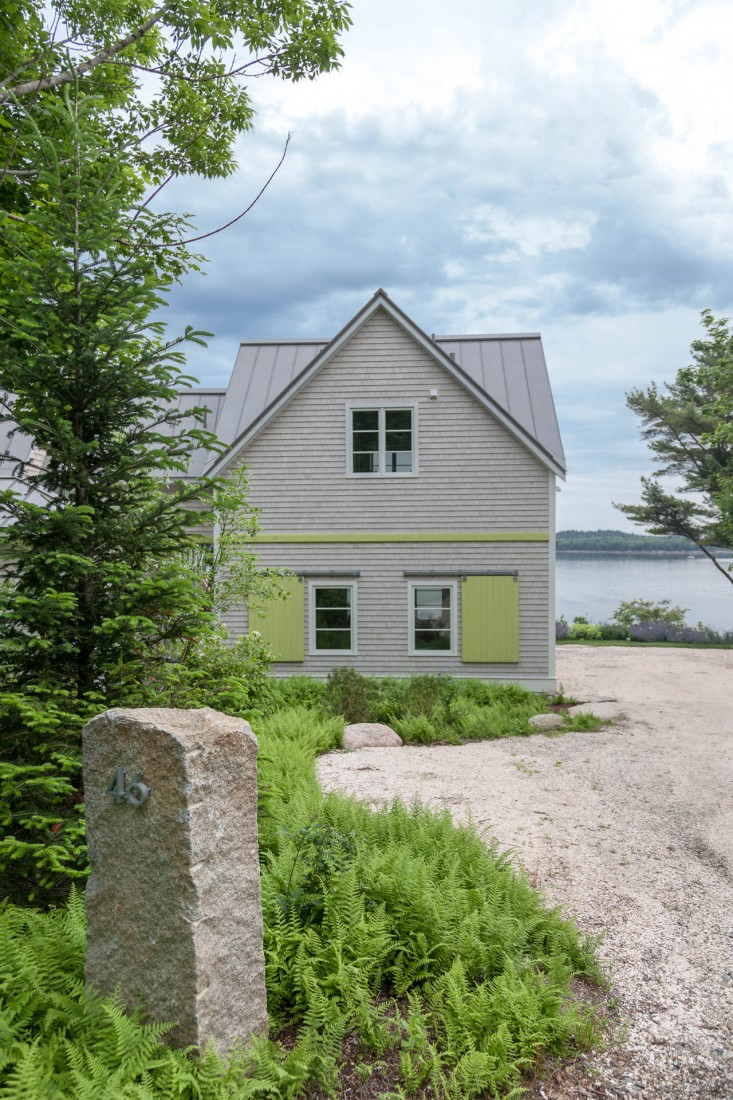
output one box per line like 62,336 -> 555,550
107,768 -> 150,807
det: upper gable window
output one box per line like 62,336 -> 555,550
350,406 -> 414,475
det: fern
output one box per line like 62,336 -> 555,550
1,703 -> 602,1097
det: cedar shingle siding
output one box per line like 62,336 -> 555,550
218,308 -> 560,689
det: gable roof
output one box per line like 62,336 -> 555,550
0,291 -> 566,501
206,289 -> 566,479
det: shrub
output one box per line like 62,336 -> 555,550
398,674 -> 455,716
460,679 -> 535,707
0,627 -> 275,906
612,598 -> 688,628
625,620 -> 733,644
556,613 -> 733,645
683,623 -> 733,645
130,628 -> 274,716
598,622 -> 629,640
381,679 -> 544,745
392,713 -> 445,744
628,620 -> 684,642
0,688 -> 95,906
265,675 -> 328,713
567,621 -> 603,640
324,666 -> 380,723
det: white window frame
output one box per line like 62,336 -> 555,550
308,581 -> 358,656
345,401 -> 418,477
407,580 -> 457,657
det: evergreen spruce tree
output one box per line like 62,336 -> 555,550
0,93 -> 274,902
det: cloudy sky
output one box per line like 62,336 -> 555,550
163,0 -> 733,531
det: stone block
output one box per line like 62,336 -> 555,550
83,707 -> 267,1053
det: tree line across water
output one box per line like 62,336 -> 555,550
557,529 -> 732,554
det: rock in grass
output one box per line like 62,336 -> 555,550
529,713 -> 565,731
343,723 -> 403,749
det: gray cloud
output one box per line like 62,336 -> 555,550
153,4 -> 733,528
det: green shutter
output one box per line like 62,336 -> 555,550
252,576 -> 304,662
461,575 -> 519,663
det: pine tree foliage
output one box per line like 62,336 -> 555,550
0,92 -> 221,695
0,90 -> 218,903
0,92 -> 286,903
616,309 -> 733,584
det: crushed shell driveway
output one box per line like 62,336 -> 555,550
316,646 -> 733,1099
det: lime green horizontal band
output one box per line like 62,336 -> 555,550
246,532 -> 549,544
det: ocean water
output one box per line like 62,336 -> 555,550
555,554 -> 733,631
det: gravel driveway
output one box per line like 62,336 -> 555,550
315,646 -> 733,1099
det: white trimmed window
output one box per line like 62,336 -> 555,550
349,405 -> 415,475
309,582 -> 357,655
408,582 -> 456,655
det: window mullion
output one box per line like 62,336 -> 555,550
379,408 -> 385,475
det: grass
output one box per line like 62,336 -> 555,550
557,638 -> 733,649
0,689 -> 606,1098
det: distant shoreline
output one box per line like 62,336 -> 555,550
556,550 -> 733,559
555,529 -> 732,556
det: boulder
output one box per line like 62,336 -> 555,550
567,701 -> 623,720
343,722 -> 403,749
528,713 -> 565,731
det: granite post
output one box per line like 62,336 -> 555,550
83,707 -> 268,1052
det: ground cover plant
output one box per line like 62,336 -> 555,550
556,603 -> 733,646
267,669 -> 597,743
0,705 -> 603,1099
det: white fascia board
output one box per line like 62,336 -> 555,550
206,291 -> 566,480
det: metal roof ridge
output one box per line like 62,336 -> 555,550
237,338 -> 328,346
434,333 -> 542,341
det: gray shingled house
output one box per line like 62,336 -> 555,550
184,289 -> 565,690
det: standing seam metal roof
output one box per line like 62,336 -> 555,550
434,334 -> 564,468
156,389 -> 228,479
209,309 -> 565,474
0,295 -> 566,499
214,340 -> 328,450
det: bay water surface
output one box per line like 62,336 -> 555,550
555,554 -> 733,631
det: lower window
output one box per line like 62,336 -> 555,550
409,583 -> 456,654
309,583 -> 356,654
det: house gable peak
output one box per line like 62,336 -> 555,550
205,291 -> 565,478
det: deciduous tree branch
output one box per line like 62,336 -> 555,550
0,2 -> 173,102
